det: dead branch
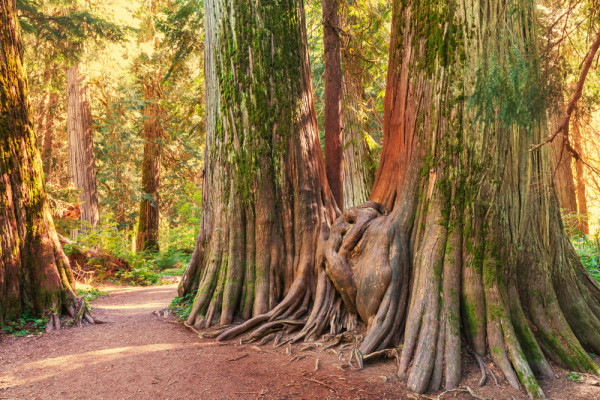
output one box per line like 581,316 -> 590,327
531,29 -> 600,154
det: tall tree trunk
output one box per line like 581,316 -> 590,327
0,0 -> 91,329
42,92 -> 58,179
341,36 -> 375,208
178,0 -> 342,332
341,80 -> 374,209
136,73 -> 163,252
572,118 -> 589,235
550,115 -> 578,219
219,1 -> 600,398
66,65 -> 99,228
323,0 -> 343,209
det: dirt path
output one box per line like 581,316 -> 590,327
1,282 -> 599,400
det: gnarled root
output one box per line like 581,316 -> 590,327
45,292 -> 95,332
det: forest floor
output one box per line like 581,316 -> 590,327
0,280 -> 599,400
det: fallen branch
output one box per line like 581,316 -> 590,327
303,377 -> 336,392
437,386 -> 490,400
226,353 -> 249,362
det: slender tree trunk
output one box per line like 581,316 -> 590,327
323,0 -> 343,209
0,0 -> 91,328
572,118 -> 589,234
136,73 -> 163,252
219,2 -> 600,398
66,65 -> 99,228
179,0 -> 342,333
341,43 -> 375,208
42,92 -> 58,179
550,114 -> 578,219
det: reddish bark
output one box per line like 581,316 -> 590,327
323,0 -> 344,210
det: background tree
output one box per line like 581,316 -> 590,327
66,63 -> 100,228
0,0 -> 91,329
338,0 -> 389,208
306,0 -> 389,209
136,0 -> 165,252
322,0 -> 343,209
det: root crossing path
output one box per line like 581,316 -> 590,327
0,282 -> 596,400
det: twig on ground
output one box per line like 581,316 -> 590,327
304,377 -> 336,391
437,386 -> 490,400
226,353 -> 249,362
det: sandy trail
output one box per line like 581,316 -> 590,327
1,282 -> 598,400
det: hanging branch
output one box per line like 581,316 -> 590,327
530,28 -> 600,157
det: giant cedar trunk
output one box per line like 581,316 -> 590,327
66,65 -> 99,228
219,1 -> 600,398
135,73 -> 163,252
0,0 -> 89,328
178,0 -> 342,331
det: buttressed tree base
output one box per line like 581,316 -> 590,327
181,1 -> 600,399
0,0 -> 92,330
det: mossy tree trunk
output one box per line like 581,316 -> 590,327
178,0 -> 341,331
66,65 -> 99,228
0,0 -> 91,329
219,1 -> 600,398
136,72 -> 163,253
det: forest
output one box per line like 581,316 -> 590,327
2,0 -> 600,399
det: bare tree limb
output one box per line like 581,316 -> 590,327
531,28 -> 600,154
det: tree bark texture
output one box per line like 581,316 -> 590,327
323,0 -> 344,210
550,115 -> 578,218
178,0 -> 342,333
136,72 -> 163,252
66,65 -> 99,228
218,1 -> 600,398
42,92 -> 59,179
572,118 -> 589,234
0,0 -> 90,328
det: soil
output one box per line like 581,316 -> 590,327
1,279 -> 599,400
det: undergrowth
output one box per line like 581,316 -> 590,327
1,311 -> 48,337
169,291 -> 196,321
571,235 -> 600,283
77,287 -> 109,303
63,218 -> 193,286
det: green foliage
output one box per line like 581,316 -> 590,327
306,0 -> 389,161
568,371 -> 584,383
156,0 -> 204,81
67,218 -> 169,286
17,0 -> 126,64
1,311 -> 48,337
571,235 -> 600,283
169,291 -> 196,321
77,287 -> 109,302
470,42 -> 559,130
